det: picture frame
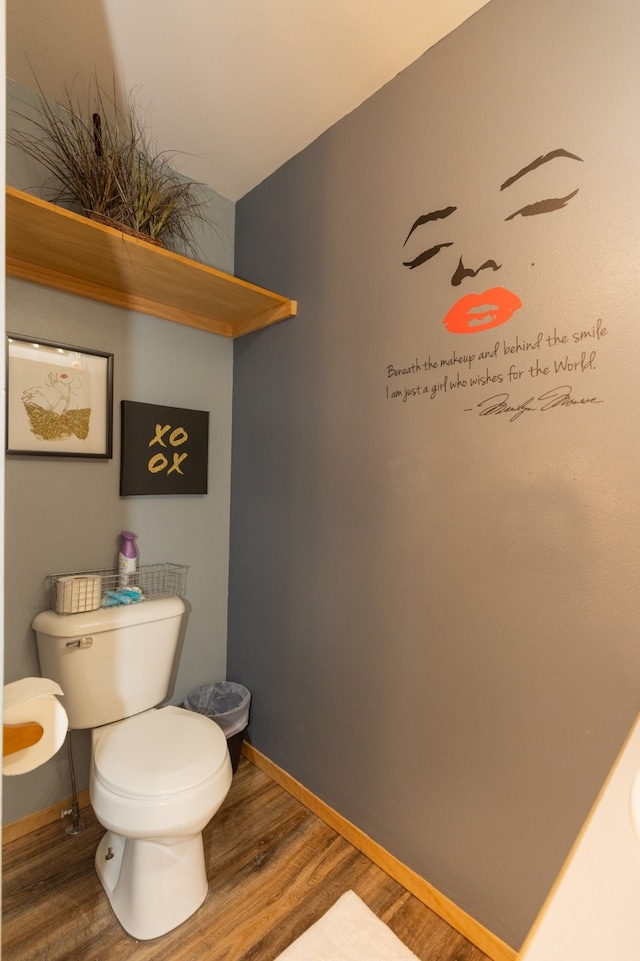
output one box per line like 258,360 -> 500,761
120,400 -> 209,496
6,334 -> 114,458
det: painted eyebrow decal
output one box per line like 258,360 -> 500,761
500,148 -> 583,191
505,188 -> 580,221
403,205 -> 457,245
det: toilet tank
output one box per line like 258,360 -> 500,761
33,597 -> 185,729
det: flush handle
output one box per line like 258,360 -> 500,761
66,636 -> 93,649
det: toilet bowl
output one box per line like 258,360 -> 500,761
90,705 -> 233,940
33,597 -> 234,940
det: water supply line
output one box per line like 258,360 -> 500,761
63,731 -> 85,835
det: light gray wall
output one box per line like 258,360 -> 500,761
4,81 -> 235,824
229,0 -> 640,949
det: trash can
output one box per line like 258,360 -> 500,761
183,681 -> 251,773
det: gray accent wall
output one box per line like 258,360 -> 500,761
4,81 -> 235,825
229,0 -> 640,949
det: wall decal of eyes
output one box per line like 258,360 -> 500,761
402,148 -> 583,334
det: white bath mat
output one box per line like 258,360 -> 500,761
275,890 -> 420,961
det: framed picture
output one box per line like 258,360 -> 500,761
120,400 -> 209,496
6,335 -> 113,458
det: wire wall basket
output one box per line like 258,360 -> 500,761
47,562 -> 188,614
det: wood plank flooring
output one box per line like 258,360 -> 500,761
2,757 -> 491,961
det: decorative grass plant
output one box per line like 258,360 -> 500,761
9,76 -> 209,255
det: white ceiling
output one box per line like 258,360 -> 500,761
7,0 -> 490,201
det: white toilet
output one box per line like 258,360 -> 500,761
32,597 -> 233,940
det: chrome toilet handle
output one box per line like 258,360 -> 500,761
66,637 -> 93,649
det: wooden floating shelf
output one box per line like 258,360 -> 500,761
6,186 -> 297,339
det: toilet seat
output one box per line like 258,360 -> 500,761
94,706 -> 228,799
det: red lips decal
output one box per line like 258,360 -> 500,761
443,287 -> 522,334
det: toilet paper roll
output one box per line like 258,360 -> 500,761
3,678 -> 68,775
55,574 -> 102,614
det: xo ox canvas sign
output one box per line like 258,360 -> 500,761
120,400 -> 209,496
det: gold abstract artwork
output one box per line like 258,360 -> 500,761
23,403 -> 91,441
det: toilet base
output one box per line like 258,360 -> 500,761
95,829 -> 208,940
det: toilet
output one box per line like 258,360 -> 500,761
32,597 -> 232,940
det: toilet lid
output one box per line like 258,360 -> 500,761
94,707 -> 228,799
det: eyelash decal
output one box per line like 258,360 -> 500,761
505,188 -> 579,221
403,242 -> 454,270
